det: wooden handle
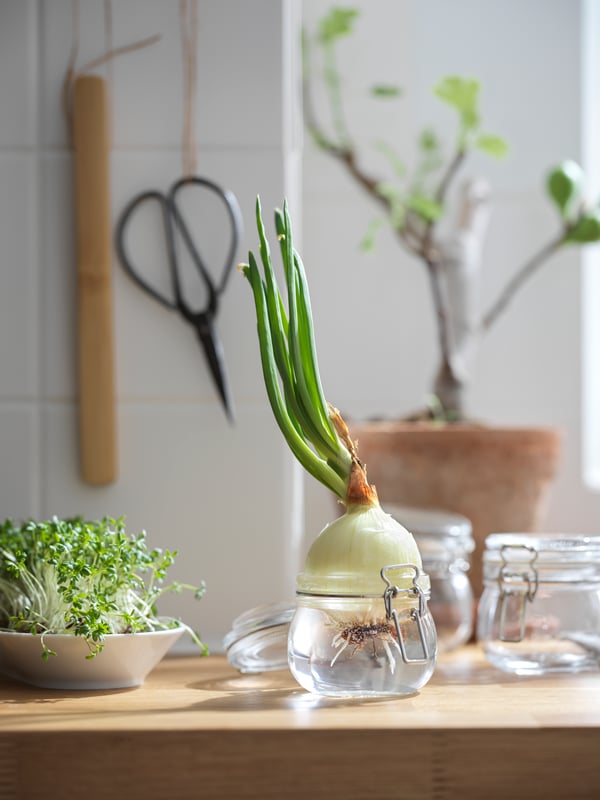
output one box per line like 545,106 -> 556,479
73,75 -> 117,485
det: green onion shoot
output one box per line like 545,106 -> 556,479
241,197 -> 423,595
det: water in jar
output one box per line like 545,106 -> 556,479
288,594 -> 437,697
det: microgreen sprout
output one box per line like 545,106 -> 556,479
0,516 -> 207,659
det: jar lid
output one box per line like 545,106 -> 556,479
223,602 -> 294,673
386,504 -> 474,559
484,533 -> 600,565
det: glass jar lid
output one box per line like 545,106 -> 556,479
483,533 -> 600,584
484,533 -> 600,565
223,601 -> 294,673
386,504 -> 474,560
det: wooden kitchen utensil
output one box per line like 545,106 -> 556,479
72,75 -> 117,485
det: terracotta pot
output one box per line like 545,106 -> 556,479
349,421 -> 563,596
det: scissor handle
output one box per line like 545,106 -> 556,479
168,176 -> 243,296
115,190 -> 179,311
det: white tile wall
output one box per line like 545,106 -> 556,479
0,406 -> 39,521
0,154 -> 39,398
0,0 -> 303,651
0,0 -> 38,148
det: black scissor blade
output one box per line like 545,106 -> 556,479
194,316 -> 235,424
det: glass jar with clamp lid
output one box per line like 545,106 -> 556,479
477,533 -> 600,674
288,563 -> 437,697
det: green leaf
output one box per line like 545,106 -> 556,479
566,210 -> 600,243
433,76 -> 480,132
318,7 -> 359,43
419,128 -> 440,153
547,160 -> 584,219
370,84 -> 402,98
475,133 -> 509,159
360,218 -> 384,252
406,193 -> 444,222
375,182 -> 402,202
375,182 -> 405,227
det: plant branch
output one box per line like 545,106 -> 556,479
304,76 -> 389,207
322,41 -> 351,147
303,69 -> 430,257
412,149 -> 469,397
481,234 -> 566,331
425,256 -> 455,379
420,148 -> 467,260
435,148 -> 468,204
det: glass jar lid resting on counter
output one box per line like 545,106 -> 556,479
223,601 -> 294,673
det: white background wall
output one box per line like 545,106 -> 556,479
1,0 -> 599,653
301,0 -> 600,538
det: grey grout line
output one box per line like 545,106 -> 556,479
0,144 -> 286,155
33,0 -> 44,519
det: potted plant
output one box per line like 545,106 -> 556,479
303,8 -> 600,593
0,516 -> 206,689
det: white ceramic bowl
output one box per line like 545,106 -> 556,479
0,624 -> 184,690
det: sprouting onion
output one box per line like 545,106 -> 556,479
241,197 -> 423,595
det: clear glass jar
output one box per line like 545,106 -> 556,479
478,533 -> 600,674
387,505 -> 475,652
288,564 -> 437,697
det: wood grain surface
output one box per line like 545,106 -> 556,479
1,647 -> 599,799
72,75 -> 117,485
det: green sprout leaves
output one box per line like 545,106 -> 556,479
547,160 -> 584,219
566,211 -> 600,244
318,7 -> 359,43
433,76 -> 508,158
475,134 -> 509,159
0,517 -> 207,658
370,84 -> 402,98
434,76 -> 480,134
419,129 -> 440,153
406,194 -> 444,222
545,161 -> 600,244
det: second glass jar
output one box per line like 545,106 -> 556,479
478,533 -> 600,674
387,505 -> 475,652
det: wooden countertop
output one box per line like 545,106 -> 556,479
1,646 -> 600,799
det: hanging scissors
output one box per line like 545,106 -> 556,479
115,176 -> 242,423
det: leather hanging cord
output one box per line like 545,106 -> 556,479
62,0 -> 160,143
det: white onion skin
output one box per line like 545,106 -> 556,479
296,501 -> 425,595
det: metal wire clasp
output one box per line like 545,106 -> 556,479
380,563 -> 431,664
497,544 -> 539,642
